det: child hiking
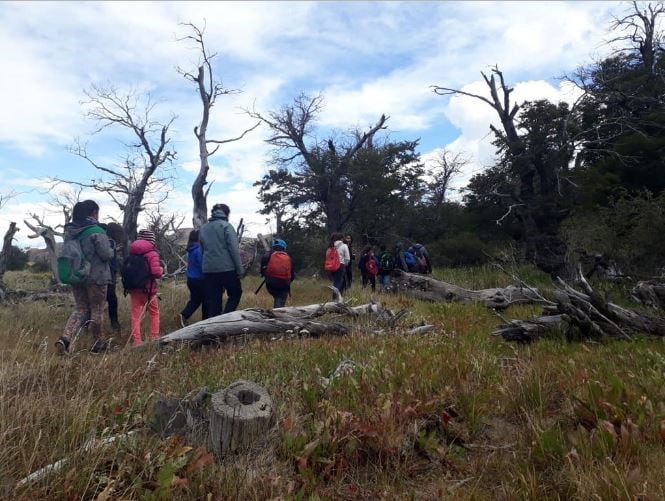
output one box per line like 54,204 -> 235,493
260,239 -> 295,308
358,246 -> 379,292
124,230 -> 163,346
377,244 -> 395,291
179,230 -> 205,326
56,200 -> 113,354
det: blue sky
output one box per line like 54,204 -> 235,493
0,1 -> 624,247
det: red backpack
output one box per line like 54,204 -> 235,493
365,256 -> 379,276
264,251 -> 292,280
324,246 -> 341,272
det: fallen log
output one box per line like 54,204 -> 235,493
493,266 -> 665,342
631,280 -> 665,309
159,300 -> 384,346
393,270 -> 544,309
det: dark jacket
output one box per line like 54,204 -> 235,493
358,253 -> 379,275
63,220 -> 112,285
186,243 -> 203,280
199,209 -> 243,276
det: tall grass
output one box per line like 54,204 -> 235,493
1,268 -> 665,499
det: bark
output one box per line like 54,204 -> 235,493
209,380 -> 273,457
493,269 -> 665,342
0,222 -> 18,283
159,302 -> 383,346
393,270 -> 543,310
631,280 -> 665,309
24,219 -> 60,283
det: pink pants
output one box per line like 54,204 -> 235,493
130,291 -> 160,345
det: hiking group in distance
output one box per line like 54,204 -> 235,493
53,199 -> 432,354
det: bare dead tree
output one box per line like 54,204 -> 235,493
23,214 -> 62,283
145,208 -> 186,276
54,85 -> 176,241
248,93 -> 388,233
0,192 -> 19,288
428,149 -> 468,206
177,22 -> 260,229
47,186 -> 83,230
432,67 -> 571,277
610,1 -> 665,74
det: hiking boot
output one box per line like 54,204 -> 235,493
90,339 -> 111,354
55,336 -> 70,354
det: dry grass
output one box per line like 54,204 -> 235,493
2,268 -> 665,499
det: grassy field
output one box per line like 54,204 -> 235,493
1,267 -> 665,499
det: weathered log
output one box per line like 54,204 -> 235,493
393,270 -> 543,309
209,380 -> 273,456
159,302 -> 382,345
632,280 -> 665,309
494,267 -> 665,342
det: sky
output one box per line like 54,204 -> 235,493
0,1 -> 626,248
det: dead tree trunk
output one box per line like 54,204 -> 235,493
632,280 -> 665,309
178,23 -> 259,229
393,270 -> 543,310
0,222 -> 18,296
159,301 -> 384,346
24,217 -> 61,284
493,267 -> 665,342
209,380 -> 273,457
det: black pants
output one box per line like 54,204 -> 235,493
266,279 -> 290,308
361,272 -> 376,291
107,279 -> 119,326
181,277 -> 206,320
345,265 -> 353,289
203,271 -> 242,319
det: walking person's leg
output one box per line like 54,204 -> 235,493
107,279 -> 120,331
130,290 -> 146,346
148,293 -> 160,341
222,271 -> 242,314
346,266 -> 353,289
203,273 -> 223,319
181,278 -> 203,321
333,265 -> 347,297
370,275 -> 376,292
57,285 -> 89,352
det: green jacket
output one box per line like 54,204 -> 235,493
199,210 -> 243,276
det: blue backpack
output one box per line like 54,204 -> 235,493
404,251 -> 417,268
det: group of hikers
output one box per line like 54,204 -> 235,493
54,199 -> 431,354
324,232 -> 431,296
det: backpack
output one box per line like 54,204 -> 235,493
365,256 -> 379,276
121,253 -> 151,292
404,251 -> 417,268
264,251 -> 292,281
57,225 -> 106,285
324,246 -> 341,273
379,252 -> 394,272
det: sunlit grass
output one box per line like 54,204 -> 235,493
1,269 -> 665,499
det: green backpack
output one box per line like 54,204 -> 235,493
57,226 -> 106,285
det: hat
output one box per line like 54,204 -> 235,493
273,239 -> 287,250
137,229 -> 156,244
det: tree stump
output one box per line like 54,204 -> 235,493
209,380 -> 273,457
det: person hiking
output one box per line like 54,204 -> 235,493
358,245 -> 379,292
325,232 -> 350,299
178,229 -> 205,326
126,229 -> 163,346
412,243 -> 432,274
199,203 -> 244,318
55,200 -> 113,354
377,244 -> 395,291
344,234 -> 355,289
394,242 -> 409,272
260,239 -> 295,308
99,222 -> 127,332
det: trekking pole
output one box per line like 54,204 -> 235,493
254,278 -> 266,295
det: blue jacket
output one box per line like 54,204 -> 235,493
186,243 -> 203,279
